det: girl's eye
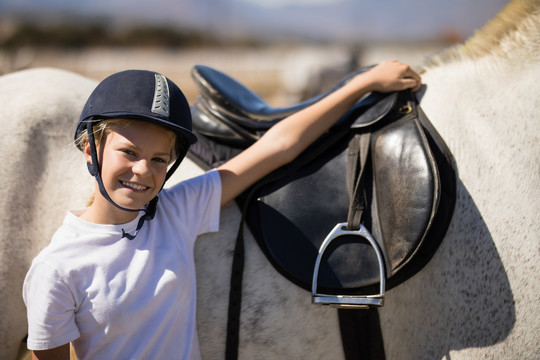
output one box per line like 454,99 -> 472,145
122,149 -> 135,156
153,157 -> 168,164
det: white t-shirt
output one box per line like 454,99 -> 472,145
23,169 -> 221,360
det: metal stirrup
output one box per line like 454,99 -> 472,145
312,223 -> 386,309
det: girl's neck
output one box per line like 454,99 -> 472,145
79,196 -> 140,225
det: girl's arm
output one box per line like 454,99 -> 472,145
217,60 -> 421,205
32,344 -> 70,360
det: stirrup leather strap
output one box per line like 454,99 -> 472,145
312,132 -> 386,308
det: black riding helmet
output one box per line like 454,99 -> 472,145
75,70 -> 197,239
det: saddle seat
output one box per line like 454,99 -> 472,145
191,64 -> 383,147
192,64 -> 369,123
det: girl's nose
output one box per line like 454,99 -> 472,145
132,159 -> 150,175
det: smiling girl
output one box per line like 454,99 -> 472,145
23,61 -> 420,360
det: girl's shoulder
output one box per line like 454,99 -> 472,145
159,169 -> 221,206
31,211 -> 136,272
157,169 -> 222,237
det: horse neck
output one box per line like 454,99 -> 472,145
422,0 -> 540,71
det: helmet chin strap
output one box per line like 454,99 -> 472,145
86,121 -> 164,240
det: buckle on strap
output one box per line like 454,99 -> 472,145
312,223 -> 386,309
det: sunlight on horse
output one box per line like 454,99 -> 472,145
3,0 -> 539,359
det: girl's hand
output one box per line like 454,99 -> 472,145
358,60 -> 422,93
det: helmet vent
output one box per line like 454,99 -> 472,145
151,74 -> 170,117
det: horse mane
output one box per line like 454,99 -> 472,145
422,0 -> 540,69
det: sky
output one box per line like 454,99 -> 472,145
241,0 -> 348,7
1,0 -> 511,42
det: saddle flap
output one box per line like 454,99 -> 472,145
371,111 -> 438,275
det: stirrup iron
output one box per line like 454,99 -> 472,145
312,223 -> 386,309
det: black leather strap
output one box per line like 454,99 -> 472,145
339,132 -> 386,360
346,132 -> 371,230
225,188 -> 252,360
338,308 -> 386,360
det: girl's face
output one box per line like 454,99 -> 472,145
85,120 -> 174,219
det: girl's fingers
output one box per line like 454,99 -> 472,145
401,78 -> 420,91
360,60 -> 422,93
400,67 -> 421,91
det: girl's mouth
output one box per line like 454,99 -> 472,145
121,181 -> 150,191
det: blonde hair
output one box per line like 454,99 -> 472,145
75,118 -> 178,160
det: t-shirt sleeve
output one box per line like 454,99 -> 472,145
23,261 -> 80,350
163,169 -> 222,237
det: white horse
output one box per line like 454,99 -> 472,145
2,0 -> 539,359
0,70 -> 96,359
197,2 -> 540,358
378,0 -> 540,358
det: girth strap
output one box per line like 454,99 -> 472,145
338,308 -> 386,360
225,191 -> 249,360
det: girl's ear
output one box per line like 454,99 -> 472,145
83,140 -> 93,165
83,140 -> 99,177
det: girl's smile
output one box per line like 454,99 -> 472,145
120,180 -> 150,192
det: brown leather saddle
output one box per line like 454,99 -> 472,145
188,64 -> 457,359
